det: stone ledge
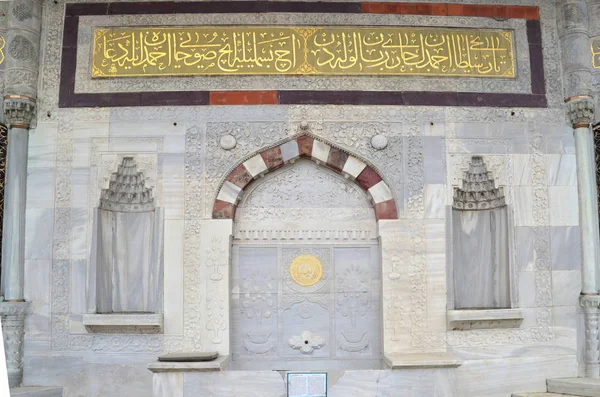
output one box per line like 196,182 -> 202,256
447,308 -> 524,330
10,386 -> 63,397
82,313 -> 163,334
383,353 -> 462,369
547,377 -> 600,397
148,356 -> 230,373
512,393 -> 579,397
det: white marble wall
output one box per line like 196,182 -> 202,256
21,104 -> 582,396
18,0 -> 585,395
21,107 -> 583,395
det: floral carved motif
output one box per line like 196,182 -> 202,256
289,331 -> 325,354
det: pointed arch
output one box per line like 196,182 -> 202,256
212,134 -> 398,220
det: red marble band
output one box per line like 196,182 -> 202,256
213,134 -> 399,220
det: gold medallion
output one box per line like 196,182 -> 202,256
289,254 -> 323,287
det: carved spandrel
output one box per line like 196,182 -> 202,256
92,26 -> 515,78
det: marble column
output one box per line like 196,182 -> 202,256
1,96 -> 34,302
568,96 -> 600,378
568,97 -> 600,295
557,0 -> 600,378
0,96 -> 35,388
0,0 -> 42,388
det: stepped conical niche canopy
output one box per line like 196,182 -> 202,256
452,156 -> 506,210
99,157 -> 155,212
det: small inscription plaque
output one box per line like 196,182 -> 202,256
92,26 -> 515,78
287,372 -> 327,397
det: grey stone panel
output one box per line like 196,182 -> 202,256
550,226 -> 582,271
24,208 -> 53,260
499,123 -> 529,138
423,137 -> 445,184
545,135 -> 576,155
514,227 -> 535,272
454,123 -> 502,139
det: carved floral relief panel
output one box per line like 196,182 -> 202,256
232,244 -> 381,366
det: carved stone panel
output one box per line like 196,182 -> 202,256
282,294 -> 331,358
234,160 -> 377,239
334,247 -> 380,357
231,245 -> 381,368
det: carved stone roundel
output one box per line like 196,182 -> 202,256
220,134 -> 237,150
370,134 -> 388,150
289,255 -> 324,287
8,35 -> 35,61
12,1 -> 33,21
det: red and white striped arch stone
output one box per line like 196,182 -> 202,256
212,134 -> 398,220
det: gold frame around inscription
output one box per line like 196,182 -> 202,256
0,36 -> 5,66
592,37 -> 600,69
92,26 -> 516,78
289,255 -> 324,287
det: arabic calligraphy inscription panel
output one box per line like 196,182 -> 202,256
92,26 -> 515,78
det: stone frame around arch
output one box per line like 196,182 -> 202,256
211,133 -> 398,221
203,134 -> 452,362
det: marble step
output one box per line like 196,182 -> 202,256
10,386 -> 63,397
547,378 -> 600,397
512,394 -> 580,397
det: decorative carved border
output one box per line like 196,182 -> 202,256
594,123 -> 600,221
58,1 -> 546,108
0,124 -> 7,277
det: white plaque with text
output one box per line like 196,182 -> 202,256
287,372 -> 327,397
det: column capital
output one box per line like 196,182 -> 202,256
565,95 -> 595,128
4,95 -> 36,129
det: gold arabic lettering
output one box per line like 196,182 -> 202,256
92,26 -> 515,78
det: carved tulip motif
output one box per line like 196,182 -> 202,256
289,331 -> 325,354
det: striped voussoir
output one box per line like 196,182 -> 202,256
212,135 -> 398,220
